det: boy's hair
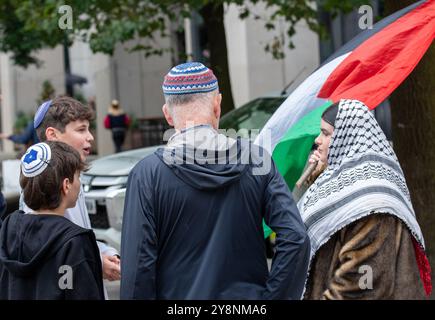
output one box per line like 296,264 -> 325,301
36,96 -> 94,141
20,141 -> 87,211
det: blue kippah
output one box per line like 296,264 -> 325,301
34,100 -> 52,129
162,62 -> 218,95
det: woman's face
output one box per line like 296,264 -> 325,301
315,119 -> 334,164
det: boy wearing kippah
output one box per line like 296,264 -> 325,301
0,142 -> 104,299
24,96 -> 120,287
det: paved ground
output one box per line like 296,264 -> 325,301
105,280 -> 120,300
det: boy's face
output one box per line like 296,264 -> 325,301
52,120 -> 94,161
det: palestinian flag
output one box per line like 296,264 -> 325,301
258,0 -> 435,237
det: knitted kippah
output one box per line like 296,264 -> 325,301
34,100 -> 52,129
162,62 -> 218,95
21,142 -> 52,177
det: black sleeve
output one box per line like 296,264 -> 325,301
120,165 -> 157,299
62,234 -> 105,300
65,259 -> 105,300
262,160 -> 311,300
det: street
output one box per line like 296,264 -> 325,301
105,280 -> 120,300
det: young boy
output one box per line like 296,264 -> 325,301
23,96 -> 121,284
0,141 -> 105,299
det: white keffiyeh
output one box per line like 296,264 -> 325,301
298,99 -> 425,261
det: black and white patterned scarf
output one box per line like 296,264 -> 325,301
298,99 -> 425,259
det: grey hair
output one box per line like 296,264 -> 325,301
164,89 -> 218,109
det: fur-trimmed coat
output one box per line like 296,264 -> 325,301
304,213 -> 427,300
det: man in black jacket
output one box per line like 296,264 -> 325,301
120,62 -> 310,300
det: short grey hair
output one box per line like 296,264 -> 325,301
164,89 -> 218,109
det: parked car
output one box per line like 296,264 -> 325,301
81,146 -> 158,251
82,94 -> 287,252
219,95 -> 287,133
1,157 -> 22,218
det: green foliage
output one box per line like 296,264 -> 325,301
37,80 -> 56,105
13,110 -> 31,132
0,0 -> 367,66
73,90 -> 86,104
129,113 -> 139,130
71,90 -> 96,129
0,0 -> 67,67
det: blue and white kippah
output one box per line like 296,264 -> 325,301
162,62 -> 218,95
21,143 -> 52,177
34,100 -> 52,129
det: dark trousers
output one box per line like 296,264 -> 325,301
112,129 -> 126,153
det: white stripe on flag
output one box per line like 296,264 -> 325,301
255,53 -> 351,154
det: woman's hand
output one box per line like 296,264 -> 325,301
307,150 -> 327,184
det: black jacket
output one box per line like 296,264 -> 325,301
120,135 -> 310,300
0,192 -> 5,220
0,211 -> 104,300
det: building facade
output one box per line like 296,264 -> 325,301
1,2 -> 322,155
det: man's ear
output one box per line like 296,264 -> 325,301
162,104 -> 174,127
213,94 -> 222,120
45,127 -> 59,141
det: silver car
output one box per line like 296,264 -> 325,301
81,146 -> 159,252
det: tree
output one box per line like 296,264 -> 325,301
0,0 -> 365,114
385,0 -> 435,299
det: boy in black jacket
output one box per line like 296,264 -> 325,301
0,141 -> 104,299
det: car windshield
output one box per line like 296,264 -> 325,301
219,97 -> 286,132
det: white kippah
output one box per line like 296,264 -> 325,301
21,142 -> 52,178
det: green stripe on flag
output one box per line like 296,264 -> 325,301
263,220 -> 273,239
272,100 -> 333,190
262,101 -> 333,239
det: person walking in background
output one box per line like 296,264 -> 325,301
0,120 -> 39,149
104,99 -> 130,153
0,93 -> 41,150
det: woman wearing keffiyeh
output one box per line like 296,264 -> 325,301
298,99 -> 431,299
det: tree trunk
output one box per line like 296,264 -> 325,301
385,0 -> 435,299
199,3 -> 235,115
